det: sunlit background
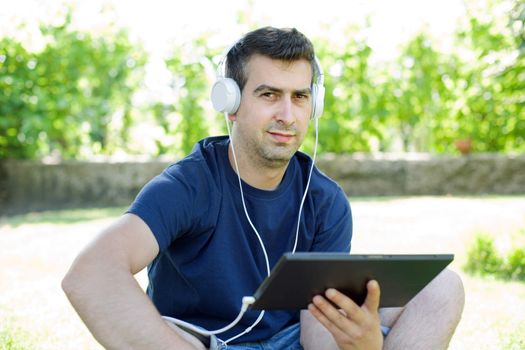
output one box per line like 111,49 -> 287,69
1,0 -> 468,89
0,0 -> 523,160
1,0 -> 466,54
1,2 -> 525,349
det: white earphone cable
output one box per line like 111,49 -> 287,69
292,115 -> 318,252
162,58 -> 321,345
161,296 -> 256,337
220,90 -> 320,342
225,113 -> 272,276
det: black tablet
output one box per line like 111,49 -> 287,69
250,253 -> 453,310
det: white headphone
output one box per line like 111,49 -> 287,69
210,44 -> 325,119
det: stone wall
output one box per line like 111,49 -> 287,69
317,153 -> 525,196
1,154 -> 524,215
0,160 -> 169,215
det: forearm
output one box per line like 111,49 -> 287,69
62,252 -> 196,350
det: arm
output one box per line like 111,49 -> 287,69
301,281 -> 383,350
62,213 -> 203,350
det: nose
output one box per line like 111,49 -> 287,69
275,96 -> 294,125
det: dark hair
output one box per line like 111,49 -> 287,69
225,26 -> 316,92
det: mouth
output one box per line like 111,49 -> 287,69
267,131 -> 295,143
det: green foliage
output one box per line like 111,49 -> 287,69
0,11 -> 146,159
159,39 -> 218,157
464,230 -> 525,281
387,33 -> 456,152
0,323 -> 33,350
1,0 -> 523,159
310,33 -> 378,153
501,321 -> 525,350
0,206 -> 127,227
307,0 -> 524,154
449,4 -> 525,153
507,245 -> 525,280
464,233 -> 504,275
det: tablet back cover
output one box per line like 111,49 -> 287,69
251,253 -> 453,310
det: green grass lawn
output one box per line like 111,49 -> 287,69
1,196 -> 524,349
0,320 -> 34,350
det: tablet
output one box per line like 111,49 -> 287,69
250,253 -> 453,310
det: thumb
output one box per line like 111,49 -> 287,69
364,279 -> 381,312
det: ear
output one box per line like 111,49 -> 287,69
228,113 -> 237,122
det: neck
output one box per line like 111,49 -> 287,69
228,143 -> 289,190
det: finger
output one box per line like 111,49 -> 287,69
312,294 -> 362,336
308,303 -> 354,343
363,280 -> 381,312
324,288 -> 365,324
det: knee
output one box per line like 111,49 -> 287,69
428,269 -> 465,322
442,269 -> 465,306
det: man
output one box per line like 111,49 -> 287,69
62,27 -> 464,350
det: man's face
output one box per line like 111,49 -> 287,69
230,54 -> 313,168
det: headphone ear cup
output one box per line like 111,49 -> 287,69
312,83 -> 325,119
211,78 -> 241,114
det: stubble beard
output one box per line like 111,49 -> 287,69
251,132 -> 304,169
232,121 -> 306,170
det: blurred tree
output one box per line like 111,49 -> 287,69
0,39 -> 37,159
159,38 -> 218,157
449,0 -> 525,152
310,29 -> 385,154
2,0 -> 523,159
0,11 -> 146,159
388,33 -> 456,152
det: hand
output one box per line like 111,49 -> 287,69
308,280 -> 383,350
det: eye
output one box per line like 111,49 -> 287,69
260,91 -> 278,100
294,93 -> 310,101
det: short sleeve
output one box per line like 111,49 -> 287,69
127,163 -> 219,252
311,187 -> 352,253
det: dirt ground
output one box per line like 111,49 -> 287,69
1,196 -> 524,349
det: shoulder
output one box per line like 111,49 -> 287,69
133,136 -> 230,218
294,151 -> 346,201
129,137 -> 227,250
294,151 -> 350,227
162,136 -> 229,188
294,152 -> 352,252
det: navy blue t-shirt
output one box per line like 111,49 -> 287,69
128,136 -> 352,343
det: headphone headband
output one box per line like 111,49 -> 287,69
211,43 -> 325,119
